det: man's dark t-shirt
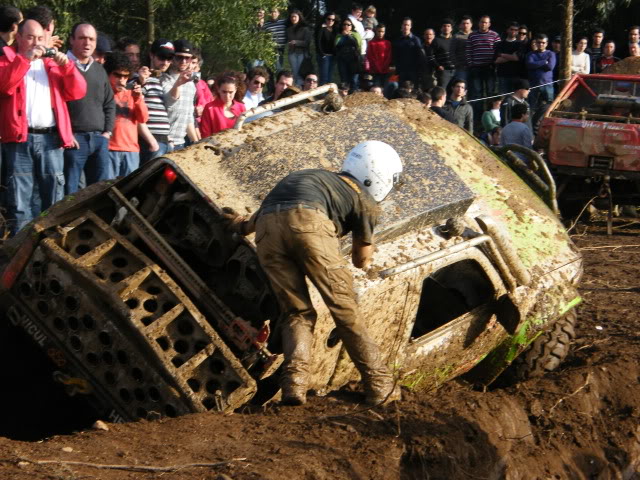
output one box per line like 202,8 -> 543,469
260,169 -> 379,243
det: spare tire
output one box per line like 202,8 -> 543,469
509,309 -> 578,381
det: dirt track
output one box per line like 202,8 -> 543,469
0,219 -> 639,480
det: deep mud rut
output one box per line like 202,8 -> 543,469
0,220 -> 639,480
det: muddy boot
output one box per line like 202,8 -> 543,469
338,326 -> 400,405
280,320 -> 314,406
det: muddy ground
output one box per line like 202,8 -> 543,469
0,219 -> 639,480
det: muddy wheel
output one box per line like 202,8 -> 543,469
510,309 -> 577,381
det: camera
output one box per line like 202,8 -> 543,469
42,48 -> 57,58
191,72 -> 201,82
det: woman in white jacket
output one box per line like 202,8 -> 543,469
571,37 -> 591,74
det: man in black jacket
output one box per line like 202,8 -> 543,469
64,22 -> 115,194
433,19 -> 456,89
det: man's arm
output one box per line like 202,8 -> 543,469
352,237 -> 374,269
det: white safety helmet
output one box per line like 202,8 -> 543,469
341,141 -> 403,202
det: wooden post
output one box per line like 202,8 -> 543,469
147,0 -> 155,45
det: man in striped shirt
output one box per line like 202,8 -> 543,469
466,15 -> 500,117
139,39 -> 174,164
264,8 -> 287,72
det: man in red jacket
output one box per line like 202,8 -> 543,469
366,23 -> 391,88
0,19 -> 86,235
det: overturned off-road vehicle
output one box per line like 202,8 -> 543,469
0,90 -> 582,427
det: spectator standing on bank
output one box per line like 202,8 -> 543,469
286,9 -> 311,87
433,19 -> 456,89
264,8 -> 287,72
116,37 -> 141,72
393,17 -> 422,85
571,36 -> 590,74
243,67 -> 268,109
466,15 -> 500,118
366,23 -> 391,87
443,78 -> 473,133
200,72 -> 246,137
429,86 -> 456,123
0,5 -> 21,50
586,28 -> 604,73
624,25 -> 640,58
161,39 -> 198,151
64,22 -> 115,194
262,70 -> 294,103
92,33 -> 112,64
495,22 -> 524,94
138,38 -> 173,163
317,11 -> 338,86
453,15 -> 473,82
24,6 -> 61,50
0,19 -> 86,234
526,34 -> 555,113
191,48 -> 214,126
335,18 -> 362,92
419,28 -> 437,91
105,52 -> 148,177
348,3 -> 372,55
596,40 -> 619,72
500,78 -> 531,129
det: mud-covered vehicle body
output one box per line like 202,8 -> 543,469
0,92 -> 582,423
536,73 -> 640,216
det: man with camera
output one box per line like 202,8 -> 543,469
160,39 -> 198,151
0,19 -> 86,235
64,22 -> 115,194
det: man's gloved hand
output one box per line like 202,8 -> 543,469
221,207 -> 247,235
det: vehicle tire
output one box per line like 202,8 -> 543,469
509,309 -> 577,381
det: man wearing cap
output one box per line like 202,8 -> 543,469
0,19 -> 86,234
64,22 -> 116,194
160,39 -> 198,151
92,32 -> 112,64
138,38 -> 175,162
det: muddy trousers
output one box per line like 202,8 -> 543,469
255,207 -> 393,397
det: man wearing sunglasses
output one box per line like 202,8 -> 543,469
243,67 -> 269,109
65,22 -> 115,194
160,39 -> 198,151
138,38 -> 174,163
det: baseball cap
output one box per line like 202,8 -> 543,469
96,33 -> 113,54
172,39 -> 194,55
150,39 -> 175,57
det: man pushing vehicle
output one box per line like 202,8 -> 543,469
223,140 -> 403,406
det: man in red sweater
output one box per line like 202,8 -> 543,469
105,51 -> 149,177
0,19 -> 86,235
366,23 -> 392,88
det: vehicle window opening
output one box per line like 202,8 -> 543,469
411,260 -> 495,339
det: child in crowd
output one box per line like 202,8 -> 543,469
362,5 -> 378,31
104,52 -> 149,177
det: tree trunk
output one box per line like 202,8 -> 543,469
147,0 -> 155,45
561,0 -> 573,84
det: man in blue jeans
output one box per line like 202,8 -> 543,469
64,22 -> 115,194
526,33 -> 556,113
0,19 -> 86,235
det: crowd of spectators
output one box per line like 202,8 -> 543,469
1,1 -> 639,236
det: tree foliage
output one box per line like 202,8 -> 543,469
14,0 -> 287,73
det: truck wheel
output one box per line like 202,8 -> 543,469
510,309 -> 577,381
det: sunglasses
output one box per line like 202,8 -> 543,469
252,80 -> 265,86
174,55 -> 192,62
111,72 -> 130,79
305,78 -> 318,83
518,31 -> 528,35
327,17 -> 335,21
343,23 -> 352,27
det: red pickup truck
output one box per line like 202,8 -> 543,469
536,73 -> 640,222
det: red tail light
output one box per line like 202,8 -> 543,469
163,166 -> 177,184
